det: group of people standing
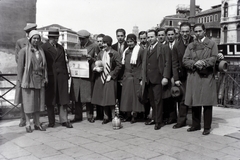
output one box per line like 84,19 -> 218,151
15,21 -> 219,136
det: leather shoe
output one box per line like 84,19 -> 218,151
25,126 -> 32,133
145,120 -> 155,125
34,125 -> 46,131
166,119 -> 177,125
154,123 -> 164,130
187,127 -> 201,132
48,123 -> 55,128
62,122 -> 73,128
102,119 -> 110,124
172,123 -> 186,129
131,117 -> 136,124
70,118 -> 82,123
202,129 -> 210,135
88,118 -> 95,123
19,120 -> 26,127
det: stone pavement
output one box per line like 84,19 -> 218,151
0,106 -> 240,160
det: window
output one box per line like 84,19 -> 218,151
207,16 -> 210,23
204,17 -> 207,23
238,0 -> 240,15
223,26 -> 227,43
237,24 -> 240,42
214,14 -> 218,21
202,17 -> 204,23
169,21 -> 172,26
210,15 -> 213,22
224,3 -> 228,17
198,18 -> 201,23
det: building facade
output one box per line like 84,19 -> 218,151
38,24 -> 79,50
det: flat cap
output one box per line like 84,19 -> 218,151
24,23 -> 37,32
77,30 -> 90,38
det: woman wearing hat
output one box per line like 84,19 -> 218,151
15,30 -> 48,133
120,34 -> 145,123
91,35 -> 122,124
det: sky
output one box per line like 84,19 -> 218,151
36,0 -> 221,43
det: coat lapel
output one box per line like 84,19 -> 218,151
46,42 -> 58,60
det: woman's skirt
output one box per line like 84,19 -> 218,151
22,88 -> 45,113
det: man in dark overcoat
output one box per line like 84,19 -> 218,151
141,29 -> 171,130
15,23 -> 37,127
70,30 -> 99,123
172,22 -> 194,129
42,27 -> 73,128
183,23 -> 218,135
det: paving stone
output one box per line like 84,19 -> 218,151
65,136 -> 93,145
47,131 -> 74,139
41,154 -> 75,160
24,144 -> 61,158
172,150 -> 216,160
219,146 -> 240,157
1,148 -> 30,159
104,150 -> 135,160
88,135 -> 114,143
120,145 -> 161,159
201,134 -> 238,145
82,142 -> 116,154
11,136 -> 42,147
217,154 -> 240,160
0,142 -> 22,153
229,141 -> 240,149
193,139 -> 226,150
103,139 -> 129,149
12,155 -> 40,160
123,137 -> 153,146
156,137 -> 189,147
46,140 -> 76,150
77,153 -> 111,160
108,133 -> 135,140
61,146 -> 93,158
182,144 -> 227,159
34,135 -> 60,143
225,132 -> 240,140
149,155 -> 177,160
211,124 -> 240,136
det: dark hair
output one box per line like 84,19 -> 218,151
116,28 -> 126,36
126,34 -> 137,42
180,22 -> 191,29
193,23 -> 205,31
138,31 -> 147,37
156,28 -> 165,33
97,34 -> 105,38
165,27 -> 175,34
147,29 -> 157,36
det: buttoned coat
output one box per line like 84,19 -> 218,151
70,41 -> 98,102
141,42 -> 171,99
15,37 -> 28,63
183,37 -> 218,106
112,41 -> 128,57
41,41 -> 70,105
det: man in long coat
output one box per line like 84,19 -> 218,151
70,30 -> 99,123
42,27 -> 72,128
183,23 -> 217,135
172,22 -> 194,129
141,29 -> 171,130
15,23 -> 37,127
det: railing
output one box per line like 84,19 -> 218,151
0,73 -> 19,119
217,67 -> 240,108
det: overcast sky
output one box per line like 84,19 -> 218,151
36,0 -> 221,43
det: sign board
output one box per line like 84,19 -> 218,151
66,49 -> 89,78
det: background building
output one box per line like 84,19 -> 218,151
38,24 -> 79,50
0,0 -> 36,49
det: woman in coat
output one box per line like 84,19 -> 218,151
183,23 -> 217,135
15,30 -> 48,133
91,36 -> 122,124
120,34 -> 144,123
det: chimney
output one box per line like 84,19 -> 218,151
189,0 -> 196,26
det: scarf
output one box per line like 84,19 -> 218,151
121,44 -> 140,65
21,43 -> 48,88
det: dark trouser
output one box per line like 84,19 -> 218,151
96,105 -> 104,120
177,100 -> 189,125
45,76 -> 55,125
147,82 -> 163,123
163,97 -> 177,121
75,102 -> 94,119
103,106 -> 115,120
192,106 -> 212,130
144,101 -> 151,119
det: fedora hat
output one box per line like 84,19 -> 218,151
171,86 -> 183,98
24,23 -> 37,32
48,27 -> 59,37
